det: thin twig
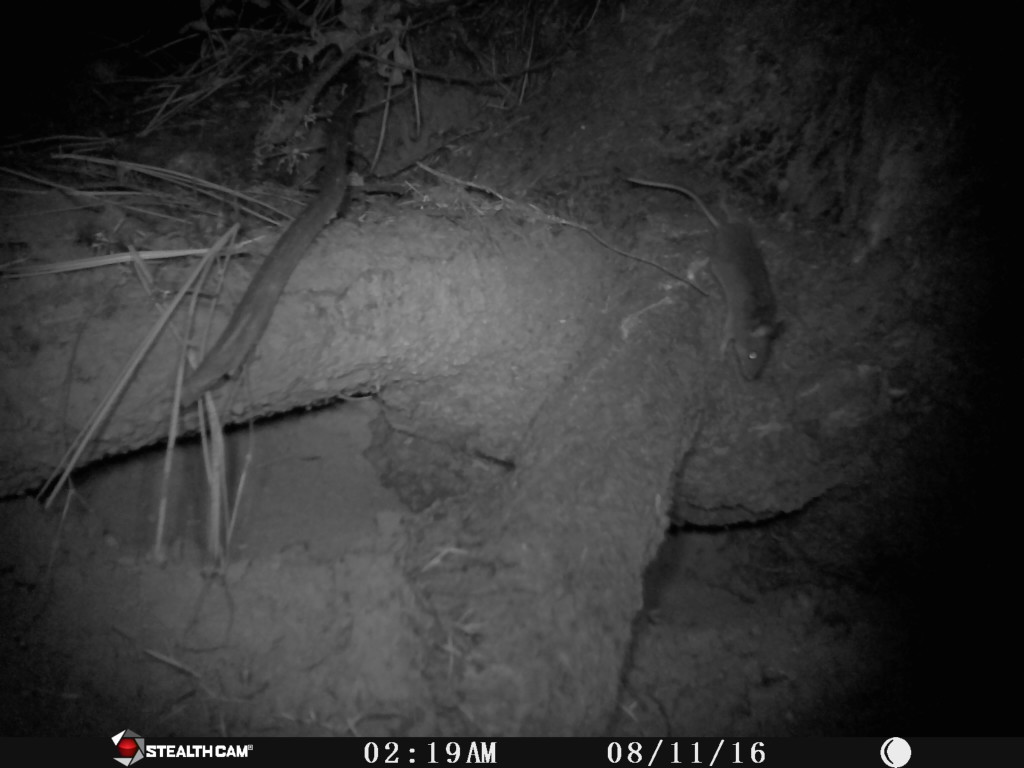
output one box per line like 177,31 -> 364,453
414,163 -> 708,294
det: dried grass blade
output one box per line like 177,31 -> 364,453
38,225 -> 240,508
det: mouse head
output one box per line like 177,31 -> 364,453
734,320 -> 780,380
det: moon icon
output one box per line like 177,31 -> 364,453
881,737 -> 911,767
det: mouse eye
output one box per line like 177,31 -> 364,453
748,351 -> 758,360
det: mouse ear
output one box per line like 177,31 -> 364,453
751,319 -> 783,340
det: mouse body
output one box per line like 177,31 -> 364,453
626,177 -> 779,380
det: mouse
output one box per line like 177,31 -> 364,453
626,177 -> 779,380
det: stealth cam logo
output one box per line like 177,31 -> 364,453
112,729 -> 145,765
